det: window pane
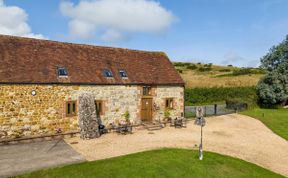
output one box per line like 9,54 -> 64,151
170,100 -> 173,108
99,102 -> 102,113
72,103 -> 76,113
119,70 -> 127,78
58,68 -> 68,76
143,86 -> 151,96
103,69 -> 113,77
67,103 -> 71,114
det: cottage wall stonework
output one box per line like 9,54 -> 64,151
0,84 -> 184,139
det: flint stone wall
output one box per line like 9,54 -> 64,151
0,84 -> 184,139
78,92 -> 100,139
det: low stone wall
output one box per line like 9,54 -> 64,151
0,84 -> 184,139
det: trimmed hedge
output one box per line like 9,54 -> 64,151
185,87 -> 257,107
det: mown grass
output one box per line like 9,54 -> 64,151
241,108 -> 288,140
15,149 -> 283,178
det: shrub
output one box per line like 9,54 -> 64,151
219,69 -> 231,72
204,63 -> 212,67
225,98 -> 248,111
187,64 -> 198,70
164,109 -> 171,118
173,62 -> 192,68
122,110 -> 130,122
232,68 -> 266,76
185,87 -> 258,107
257,73 -> 287,107
217,68 -> 266,77
198,66 -> 212,72
173,62 -> 185,67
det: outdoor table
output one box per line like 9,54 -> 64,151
115,124 -> 132,134
174,119 -> 183,128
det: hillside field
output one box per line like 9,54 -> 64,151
173,62 -> 264,88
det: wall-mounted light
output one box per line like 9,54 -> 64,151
31,90 -> 37,96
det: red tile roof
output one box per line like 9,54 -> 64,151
0,35 -> 184,86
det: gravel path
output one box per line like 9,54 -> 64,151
65,114 -> 288,177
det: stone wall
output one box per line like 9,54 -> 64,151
154,86 -> 184,121
0,84 -> 184,139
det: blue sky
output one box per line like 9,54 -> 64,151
2,0 -> 288,67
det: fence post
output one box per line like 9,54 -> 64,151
214,104 -> 217,115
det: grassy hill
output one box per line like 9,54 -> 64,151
173,62 -> 265,88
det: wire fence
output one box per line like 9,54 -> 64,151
185,103 -> 248,118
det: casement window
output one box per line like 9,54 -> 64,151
165,98 -> 174,109
103,69 -> 113,78
119,70 -> 128,78
66,101 -> 77,117
58,67 -> 68,77
143,86 -> 151,96
95,100 -> 103,117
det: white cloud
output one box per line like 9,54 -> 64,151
246,59 -> 261,68
100,29 -> 126,42
221,52 -> 245,65
60,0 -> 176,41
0,1 -> 45,39
221,52 -> 260,67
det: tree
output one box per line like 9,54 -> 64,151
257,35 -> 288,106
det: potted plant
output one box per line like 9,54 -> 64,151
164,109 -> 171,122
122,110 -> 130,125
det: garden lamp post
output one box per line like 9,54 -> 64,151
195,107 -> 206,160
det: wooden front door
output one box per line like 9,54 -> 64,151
141,98 -> 152,121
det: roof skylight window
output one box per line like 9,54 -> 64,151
119,70 -> 128,78
103,69 -> 113,78
58,67 -> 68,77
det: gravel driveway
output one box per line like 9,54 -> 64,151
66,114 -> 288,177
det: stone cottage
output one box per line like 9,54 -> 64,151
0,35 -> 185,139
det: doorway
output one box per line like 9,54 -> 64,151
141,98 -> 152,122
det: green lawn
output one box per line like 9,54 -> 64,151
241,108 -> 288,140
16,149 -> 283,178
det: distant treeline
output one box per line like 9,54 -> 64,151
217,68 -> 266,77
185,87 -> 257,107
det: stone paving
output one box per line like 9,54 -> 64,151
0,140 -> 85,177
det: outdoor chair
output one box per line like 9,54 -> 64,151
171,117 -> 187,128
115,124 -> 133,135
99,124 -> 108,135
